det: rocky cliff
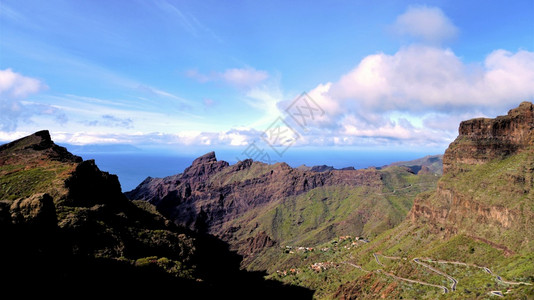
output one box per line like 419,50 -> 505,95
411,102 -> 534,254
443,101 -> 534,173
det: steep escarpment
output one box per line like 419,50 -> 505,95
0,131 -> 313,297
410,102 -> 534,254
443,101 -> 534,173
127,150 -> 439,268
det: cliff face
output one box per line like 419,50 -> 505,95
443,101 -> 534,173
410,102 -> 534,254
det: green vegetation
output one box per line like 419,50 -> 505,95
0,161 -> 74,200
255,151 -> 533,298
221,165 -> 439,272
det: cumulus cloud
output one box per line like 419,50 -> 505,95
392,6 -> 458,44
295,46 -> 534,148
0,69 -> 48,131
186,67 -> 269,89
329,46 -> 534,114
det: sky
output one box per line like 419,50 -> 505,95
1,0 -> 534,160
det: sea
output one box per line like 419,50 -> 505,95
72,148 -> 443,192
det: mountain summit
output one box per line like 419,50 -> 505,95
444,101 -> 534,173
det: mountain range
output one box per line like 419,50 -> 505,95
1,102 -> 533,298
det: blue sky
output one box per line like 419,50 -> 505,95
1,0 -> 533,157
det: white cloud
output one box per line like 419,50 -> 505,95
186,67 -> 269,89
43,128 -> 263,147
0,69 -> 48,131
221,68 -> 269,88
329,46 -> 534,114
295,46 -> 534,148
393,6 -> 458,44
0,68 -> 46,98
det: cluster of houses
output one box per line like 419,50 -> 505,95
310,261 -> 338,272
283,236 -> 371,254
284,245 -> 314,254
275,268 -> 299,277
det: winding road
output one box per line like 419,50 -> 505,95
373,253 -> 384,266
426,258 -> 532,286
289,249 -> 531,296
413,258 -> 458,291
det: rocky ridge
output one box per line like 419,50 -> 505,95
0,131 -> 312,297
126,148 -> 440,265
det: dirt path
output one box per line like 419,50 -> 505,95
342,257 -> 449,294
341,261 -> 370,273
426,258 -> 532,286
413,258 -> 458,291
373,253 -> 384,266
378,269 -> 449,294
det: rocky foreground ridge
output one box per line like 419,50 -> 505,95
0,130 -> 311,297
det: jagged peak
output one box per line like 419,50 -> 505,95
191,151 -> 217,166
0,130 -> 52,151
510,101 -> 534,115
182,151 -> 229,179
0,130 -> 81,164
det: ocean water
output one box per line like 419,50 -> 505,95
77,149 -> 442,192
78,153 -> 197,192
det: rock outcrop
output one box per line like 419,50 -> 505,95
7,193 -> 57,227
443,101 -> 534,173
410,102 -> 534,254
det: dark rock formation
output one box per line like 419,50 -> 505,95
63,159 -> 126,207
310,165 -> 335,172
126,153 -> 383,240
443,101 -> 534,173
0,130 -> 82,164
0,131 -> 314,298
244,231 -> 277,255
